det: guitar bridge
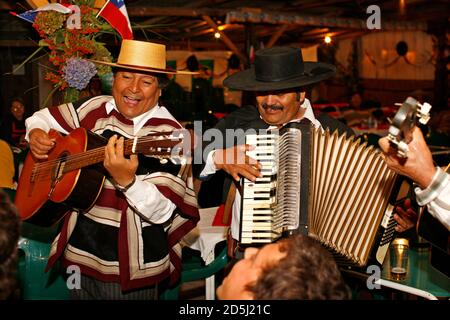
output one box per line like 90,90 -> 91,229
48,160 -> 66,198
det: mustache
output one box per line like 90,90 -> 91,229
261,103 -> 284,111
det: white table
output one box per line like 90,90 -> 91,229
182,207 -> 228,300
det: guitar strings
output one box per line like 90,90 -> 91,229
31,134 -> 181,181
32,133 -> 177,170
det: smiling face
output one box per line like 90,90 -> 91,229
112,70 -> 161,119
256,90 -> 306,126
216,242 -> 287,300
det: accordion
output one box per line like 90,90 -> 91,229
240,121 -> 407,267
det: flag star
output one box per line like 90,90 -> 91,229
113,0 -> 125,7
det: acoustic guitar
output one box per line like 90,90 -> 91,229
14,127 -> 185,227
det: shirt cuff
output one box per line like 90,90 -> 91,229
25,117 -> 51,142
25,109 -> 69,141
199,150 -> 218,177
414,167 -> 448,206
124,177 -> 176,224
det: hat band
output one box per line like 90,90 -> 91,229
116,63 -> 169,72
256,71 -> 310,83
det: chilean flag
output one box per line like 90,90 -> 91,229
97,0 -> 133,40
10,3 -> 72,24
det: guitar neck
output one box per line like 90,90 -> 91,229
63,140 -> 136,172
62,135 -> 180,173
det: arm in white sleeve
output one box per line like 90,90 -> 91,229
199,150 -> 218,178
414,167 -> 450,231
25,108 -> 69,141
123,176 -> 176,224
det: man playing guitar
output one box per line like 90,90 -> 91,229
379,112 -> 449,276
379,126 -> 450,231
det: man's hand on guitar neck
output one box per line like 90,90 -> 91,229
104,135 -> 139,189
28,128 -> 56,160
378,127 -> 436,189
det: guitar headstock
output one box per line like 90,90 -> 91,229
387,97 -> 432,158
128,130 -> 192,165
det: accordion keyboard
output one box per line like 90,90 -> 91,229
239,124 -> 399,267
240,134 -> 279,244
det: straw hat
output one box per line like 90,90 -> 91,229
223,46 -> 335,91
90,39 -> 196,75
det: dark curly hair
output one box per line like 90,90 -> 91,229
0,190 -> 21,300
248,234 -> 351,300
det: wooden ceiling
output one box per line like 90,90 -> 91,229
1,0 -> 448,59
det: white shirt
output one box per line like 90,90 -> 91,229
415,167 -> 450,231
200,98 -> 322,240
25,98 -> 176,224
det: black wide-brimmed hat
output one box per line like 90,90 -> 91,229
223,46 -> 336,91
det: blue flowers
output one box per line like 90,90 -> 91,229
62,57 -> 97,90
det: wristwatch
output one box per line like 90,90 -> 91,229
113,176 -> 136,193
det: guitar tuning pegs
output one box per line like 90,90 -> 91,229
387,126 -> 409,158
417,102 -> 432,125
397,141 -> 409,158
169,156 -> 187,165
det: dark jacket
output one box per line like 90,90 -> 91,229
195,104 -> 354,207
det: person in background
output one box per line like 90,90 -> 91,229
24,39 -> 199,299
0,139 -> 15,191
216,234 -> 351,300
0,97 -> 27,149
342,91 -> 372,127
349,91 -> 363,111
0,189 -> 21,300
1,98 -> 28,184
379,127 -> 450,230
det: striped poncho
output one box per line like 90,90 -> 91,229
44,96 -> 199,291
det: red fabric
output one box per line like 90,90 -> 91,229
212,204 -> 231,227
99,0 -> 133,40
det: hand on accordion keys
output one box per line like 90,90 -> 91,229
213,145 -> 262,181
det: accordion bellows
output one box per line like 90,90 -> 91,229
241,123 -> 400,267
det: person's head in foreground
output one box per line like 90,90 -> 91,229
217,234 -> 351,300
0,190 -> 21,299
